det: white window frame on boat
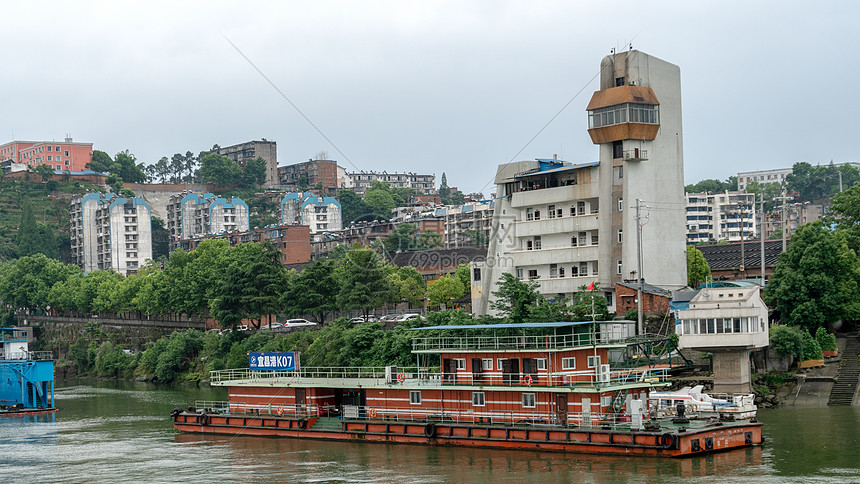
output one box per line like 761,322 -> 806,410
481,358 -> 492,370
522,393 -> 536,408
587,356 -> 601,368
455,358 -> 466,370
410,391 -> 421,405
536,358 -> 547,370
472,392 -> 485,407
562,357 -> 576,370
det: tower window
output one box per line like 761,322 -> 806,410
615,76 -> 625,87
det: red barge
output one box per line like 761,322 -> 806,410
173,321 -> 763,457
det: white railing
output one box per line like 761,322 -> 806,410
190,401 -> 642,429
0,351 -> 53,361
210,366 -> 429,384
411,332 -> 630,352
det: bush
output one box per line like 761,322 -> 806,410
770,325 -> 804,359
816,327 -> 837,352
802,330 -> 823,361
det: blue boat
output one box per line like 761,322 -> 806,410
0,327 -> 55,415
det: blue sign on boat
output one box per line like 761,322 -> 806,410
248,352 -> 298,371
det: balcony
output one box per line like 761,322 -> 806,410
509,244 -> 598,266
623,149 -> 648,161
515,213 -> 598,237
510,183 -> 598,208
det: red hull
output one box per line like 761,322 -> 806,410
173,413 -> 762,457
0,408 -> 58,417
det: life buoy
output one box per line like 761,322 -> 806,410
665,406 -> 675,416
297,419 -> 308,429
661,433 -> 675,449
170,408 -> 183,420
424,423 -> 437,438
199,414 -> 210,426
524,374 -> 533,387
277,406 -> 284,417
397,372 -> 406,384
369,408 -> 377,418
689,403 -> 698,413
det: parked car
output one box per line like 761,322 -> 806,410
284,319 -> 318,327
378,314 -> 400,323
349,316 -> 377,324
261,322 -> 285,330
396,314 -> 426,323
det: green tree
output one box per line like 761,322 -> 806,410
786,162 -> 860,203
686,245 -> 711,288
684,177 -> 737,193
0,254 -> 80,310
829,182 -> 860,252
281,259 -> 339,323
33,163 -> 55,182
454,263 -> 471,292
336,189 -> 371,225
16,200 -> 39,257
337,246 -> 393,320
464,229 -> 488,246
490,272 -> 542,323
364,188 -> 396,219
571,284 -> 610,321
427,274 -> 465,308
394,266 -> 426,307
764,221 -> 860,331
199,153 -> 242,186
241,157 -> 268,187
384,223 -> 420,252
87,150 -> 114,173
743,181 -> 782,211
439,173 -> 451,202
769,325 -> 804,359
150,217 -> 169,261
209,242 -> 287,329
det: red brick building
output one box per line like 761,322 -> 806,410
0,138 -> 93,172
180,224 -> 311,264
614,282 -> 673,315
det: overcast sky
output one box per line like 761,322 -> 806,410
2,1 -> 856,195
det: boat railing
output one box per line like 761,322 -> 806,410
210,366 -> 670,388
0,351 -> 53,361
411,331 -> 632,352
191,401 -> 646,429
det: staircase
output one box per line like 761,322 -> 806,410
26,382 -> 44,408
311,417 -> 344,431
828,336 -> 860,406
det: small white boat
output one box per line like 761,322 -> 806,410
650,385 -> 757,419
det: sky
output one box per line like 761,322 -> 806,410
1,1 -> 857,196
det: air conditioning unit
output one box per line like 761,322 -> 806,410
597,364 -> 611,383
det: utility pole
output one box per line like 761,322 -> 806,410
635,199 -> 646,336
760,193 -> 766,286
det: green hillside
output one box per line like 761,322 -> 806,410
0,178 -> 103,262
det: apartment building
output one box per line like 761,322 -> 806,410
474,50 -> 687,315
69,192 -> 152,275
178,225 -> 311,264
445,200 -> 494,248
737,162 -> 860,191
166,192 -> 249,249
1,138 -> 93,172
686,191 -> 757,243
344,171 -> 436,195
277,159 -> 345,192
279,192 -> 342,233
761,201 -> 825,239
204,139 -> 278,187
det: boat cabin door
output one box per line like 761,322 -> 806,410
555,394 -> 568,426
581,397 -> 591,426
295,388 -> 306,414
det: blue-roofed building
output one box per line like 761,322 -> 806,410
279,192 -> 342,234
69,192 -> 152,275
167,191 -> 250,249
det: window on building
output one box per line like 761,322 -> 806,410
533,236 -> 541,250
559,266 -> 565,278
410,391 -> 422,405
562,357 -> 576,369
55,146 -> 60,152
526,208 -> 534,221
65,150 -> 69,156
617,229 -> 623,243
516,268 -> 524,279
522,393 -> 536,408
571,266 -> 579,277
618,197 -> 623,212
613,141 -> 623,159
528,270 -> 538,279
47,155 -> 52,161
617,260 -> 623,275
571,236 -> 577,247
550,264 -> 558,278
472,392 -> 485,407
536,358 -> 546,370
473,267 -> 481,281
601,396 -> 612,407
455,359 -> 466,370
534,210 -> 541,221
47,146 -> 52,152
482,358 -> 492,371
588,356 -> 601,368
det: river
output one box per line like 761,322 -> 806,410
1,380 -> 859,483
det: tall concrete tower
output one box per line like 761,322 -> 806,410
587,50 -> 687,292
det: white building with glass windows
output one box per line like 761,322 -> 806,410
686,191 -> 757,243
674,286 -> 769,393
473,50 -> 687,315
166,191 -> 249,249
69,192 -> 152,275
279,192 -> 342,234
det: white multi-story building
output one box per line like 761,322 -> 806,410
344,171 -> 436,195
279,192 -> 342,234
445,200 -> 494,248
474,50 -> 687,315
737,162 -> 860,191
166,192 -> 249,249
686,191 -> 757,243
69,192 -> 152,275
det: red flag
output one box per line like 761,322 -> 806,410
586,281 -> 595,291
